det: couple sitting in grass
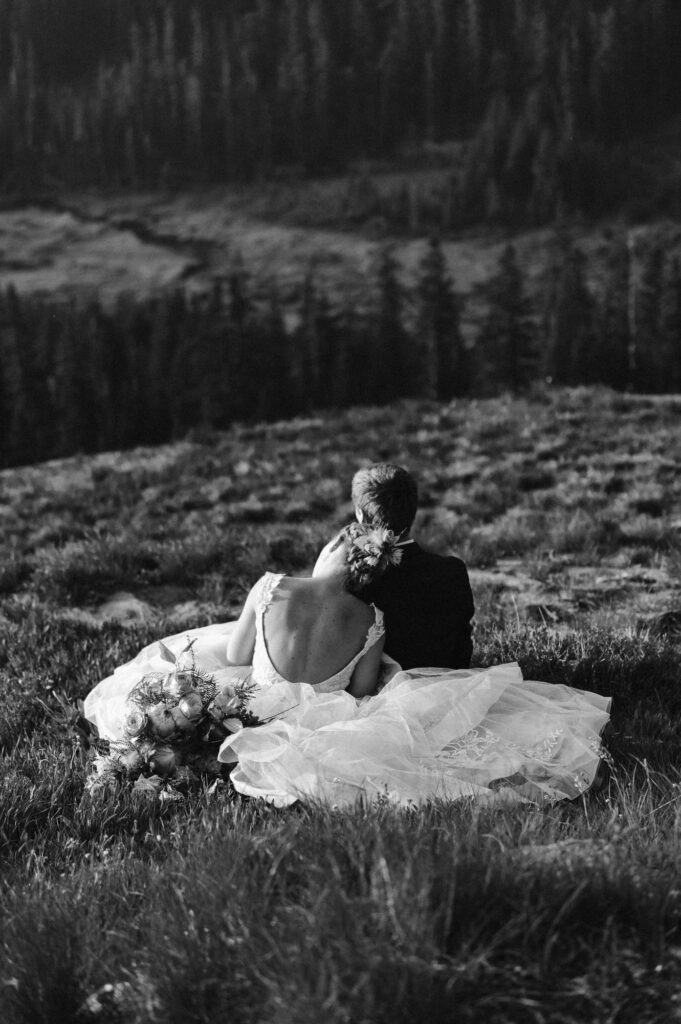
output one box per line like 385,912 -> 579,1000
85,464 -> 610,807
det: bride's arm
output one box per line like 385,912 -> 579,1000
347,634 -> 385,699
226,584 -> 258,664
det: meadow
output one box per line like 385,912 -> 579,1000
1,386 -> 681,1023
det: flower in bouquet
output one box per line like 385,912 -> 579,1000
178,690 -> 203,720
123,706 -> 147,739
147,702 -> 177,739
119,748 -> 143,775
209,685 -> 242,720
163,671 -> 192,700
86,638 -> 260,798
88,752 -> 122,788
170,706 -> 196,734
148,745 -> 178,777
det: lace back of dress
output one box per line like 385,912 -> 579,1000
251,574 -> 287,689
255,572 -> 282,617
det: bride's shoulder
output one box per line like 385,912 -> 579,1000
257,570 -> 286,586
249,571 -> 286,606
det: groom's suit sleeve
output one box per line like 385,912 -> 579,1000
449,558 -> 475,669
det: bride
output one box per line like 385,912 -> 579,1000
84,524 -> 611,808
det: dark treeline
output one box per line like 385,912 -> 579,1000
2,0 -> 681,222
2,233 -> 680,469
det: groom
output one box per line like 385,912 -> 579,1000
352,463 -> 474,669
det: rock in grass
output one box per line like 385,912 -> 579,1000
646,610 -> 681,640
515,839 -> 616,869
79,981 -> 137,1019
79,976 -> 158,1020
96,591 -> 155,623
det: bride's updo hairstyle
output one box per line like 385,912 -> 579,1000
351,464 -> 417,538
338,522 -> 403,594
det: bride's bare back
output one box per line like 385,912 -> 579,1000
261,576 -> 375,684
227,530 -> 387,697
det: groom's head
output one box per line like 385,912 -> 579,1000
351,464 -> 418,538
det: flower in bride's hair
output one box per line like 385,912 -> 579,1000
344,524 -> 403,590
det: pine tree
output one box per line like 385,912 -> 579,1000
0,288 -> 57,462
545,242 -> 596,385
167,291 -> 204,436
476,244 -> 537,392
253,281 -> 291,421
304,283 -> 344,410
658,253 -> 681,393
595,234 -> 632,390
372,244 -> 409,399
52,302 -> 91,457
146,290 -> 184,442
113,292 -> 152,445
0,291 -> 28,465
297,270 -> 323,410
80,299 -> 113,452
459,53 -> 513,223
327,300 -> 354,408
415,236 -> 466,399
224,263 -> 256,421
191,282 -> 230,429
634,241 -> 665,392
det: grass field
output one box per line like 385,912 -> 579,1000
1,386 -> 681,1023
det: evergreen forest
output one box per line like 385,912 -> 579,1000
2,0 -> 681,222
2,233 -> 681,469
2,0 -> 681,466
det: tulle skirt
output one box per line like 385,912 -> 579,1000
218,664 -> 611,807
84,621 -> 611,809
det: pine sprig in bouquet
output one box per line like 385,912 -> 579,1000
86,638 -> 259,798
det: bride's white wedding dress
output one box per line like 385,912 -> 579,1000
84,572 -> 611,808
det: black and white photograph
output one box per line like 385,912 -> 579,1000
1,2 -> 680,1021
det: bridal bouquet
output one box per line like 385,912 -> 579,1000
86,639 -> 259,798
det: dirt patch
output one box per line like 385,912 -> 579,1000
470,559 -> 681,630
0,206 -> 197,305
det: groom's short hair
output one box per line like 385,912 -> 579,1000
351,464 -> 418,536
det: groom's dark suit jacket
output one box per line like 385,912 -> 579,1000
360,542 -> 474,670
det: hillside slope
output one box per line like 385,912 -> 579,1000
1,388 -> 679,634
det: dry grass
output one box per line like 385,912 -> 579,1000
1,387 -> 681,1022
